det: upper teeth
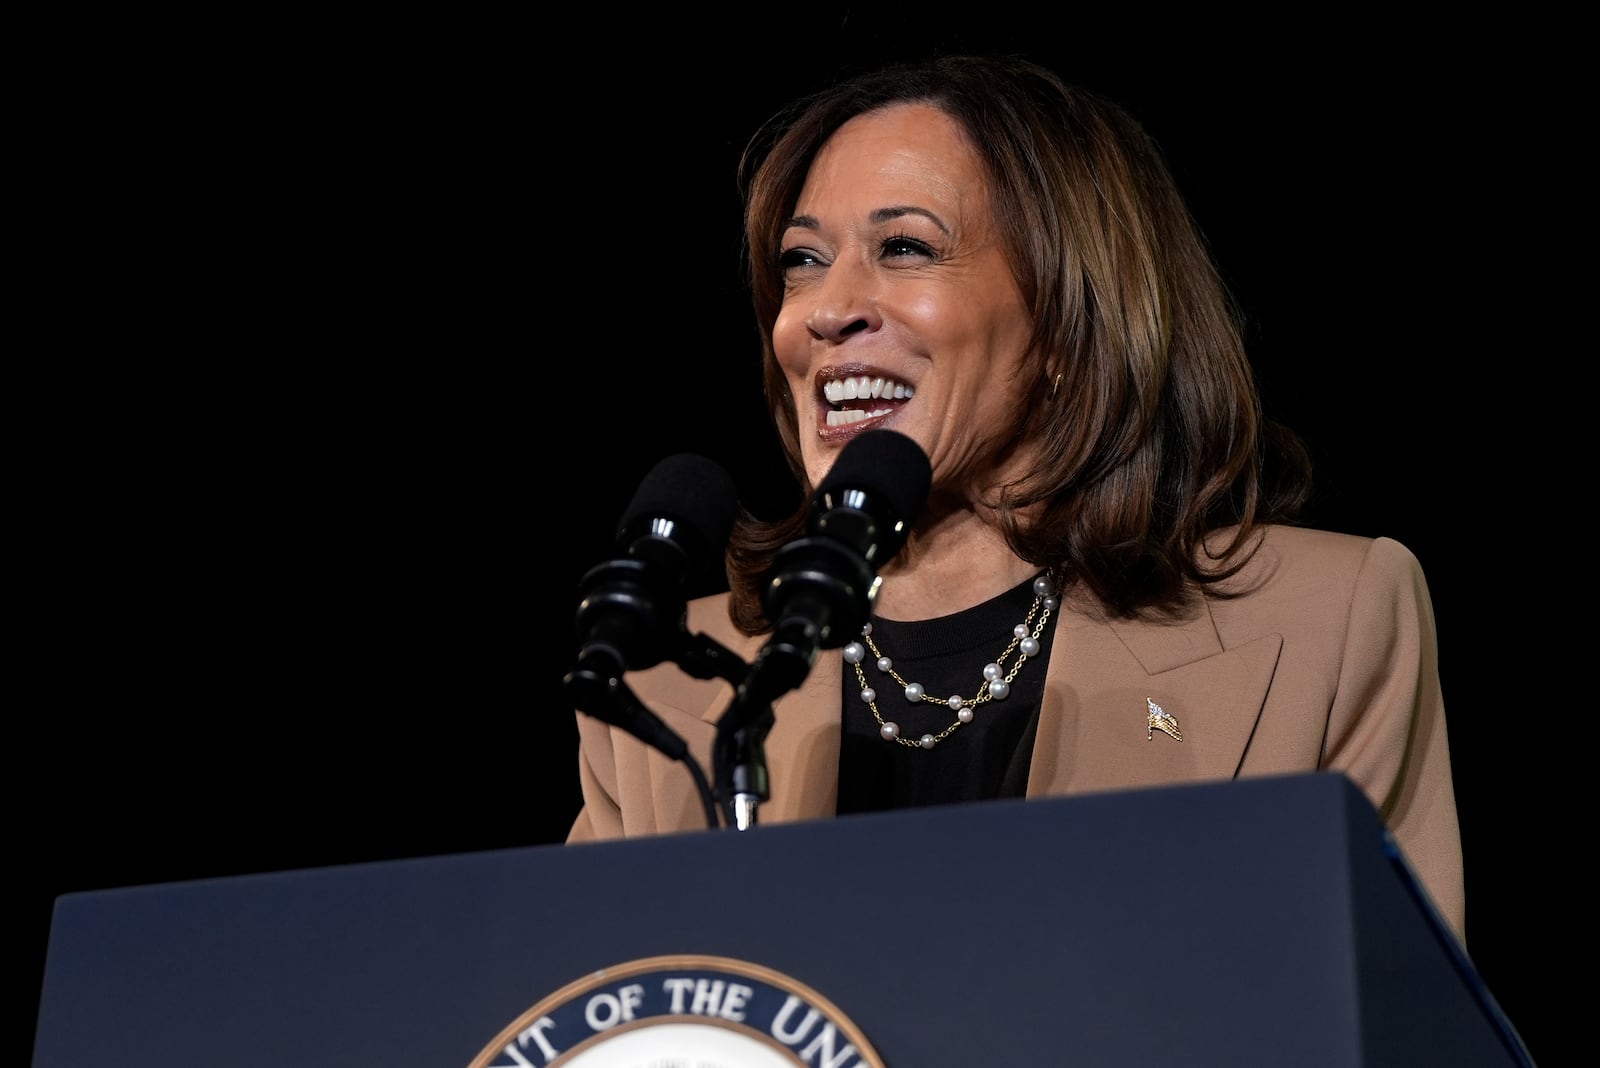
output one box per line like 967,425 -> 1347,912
823,375 -> 915,404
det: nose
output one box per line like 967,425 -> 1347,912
803,259 -> 881,342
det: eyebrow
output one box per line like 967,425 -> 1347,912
783,206 -> 952,235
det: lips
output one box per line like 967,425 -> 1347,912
821,373 -> 915,428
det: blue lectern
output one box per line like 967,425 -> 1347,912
32,772 -> 1532,1067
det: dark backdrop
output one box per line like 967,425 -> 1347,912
24,12 -> 1565,1066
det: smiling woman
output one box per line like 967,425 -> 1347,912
564,53 -> 1467,953
771,103 -> 1035,500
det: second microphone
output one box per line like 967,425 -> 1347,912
744,429 -> 932,704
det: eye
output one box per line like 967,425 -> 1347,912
881,234 -> 936,261
778,246 -> 826,271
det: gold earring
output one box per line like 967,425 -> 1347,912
1051,372 -> 1063,398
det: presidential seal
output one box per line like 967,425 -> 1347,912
468,954 -> 887,1067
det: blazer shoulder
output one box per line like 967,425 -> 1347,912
1252,524 -> 1426,581
1208,525 -> 1431,624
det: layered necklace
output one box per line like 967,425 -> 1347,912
843,572 -> 1060,750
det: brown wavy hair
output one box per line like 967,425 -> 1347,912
725,54 -> 1311,633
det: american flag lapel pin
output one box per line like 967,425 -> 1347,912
1146,697 -> 1182,741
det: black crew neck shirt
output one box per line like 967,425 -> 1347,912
837,573 -> 1054,814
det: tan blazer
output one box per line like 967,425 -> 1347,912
568,524 -> 1465,944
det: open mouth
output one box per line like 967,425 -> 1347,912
821,373 -> 915,427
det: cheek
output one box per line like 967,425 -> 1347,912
942,285 -> 1031,375
897,289 -> 1013,356
771,307 -> 809,377
897,291 -> 945,330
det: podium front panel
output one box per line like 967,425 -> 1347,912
33,772 -> 1523,1067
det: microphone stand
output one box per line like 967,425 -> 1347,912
714,711 -> 771,831
669,629 -> 774,831
712,614 -> 823,830
713,687 -> 774,831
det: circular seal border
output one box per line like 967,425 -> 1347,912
468,953 -> 888,1067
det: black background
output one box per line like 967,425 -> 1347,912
24,11 -> 1568,1066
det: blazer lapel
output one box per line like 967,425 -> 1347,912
1028,596 -> 1281,796
763,652 -> 845,823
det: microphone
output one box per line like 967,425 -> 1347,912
713,429 -> 930,828
747,429 -> 932,702
563,453 -> 740,757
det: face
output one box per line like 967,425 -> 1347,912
773,102 -> 1035,497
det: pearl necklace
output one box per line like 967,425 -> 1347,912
843,573 -> 1059,750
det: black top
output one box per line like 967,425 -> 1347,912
836,573 -> 1055,814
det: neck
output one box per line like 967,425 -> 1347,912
871,511 -> 1036,621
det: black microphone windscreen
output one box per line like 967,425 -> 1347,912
616,453 -> 740,589
815,429 -> 932,523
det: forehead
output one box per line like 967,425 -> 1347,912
797,101 -> 990,219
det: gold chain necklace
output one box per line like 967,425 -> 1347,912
843,573 -> 1058,749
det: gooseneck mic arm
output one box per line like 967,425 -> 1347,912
714,430 -> 932,829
